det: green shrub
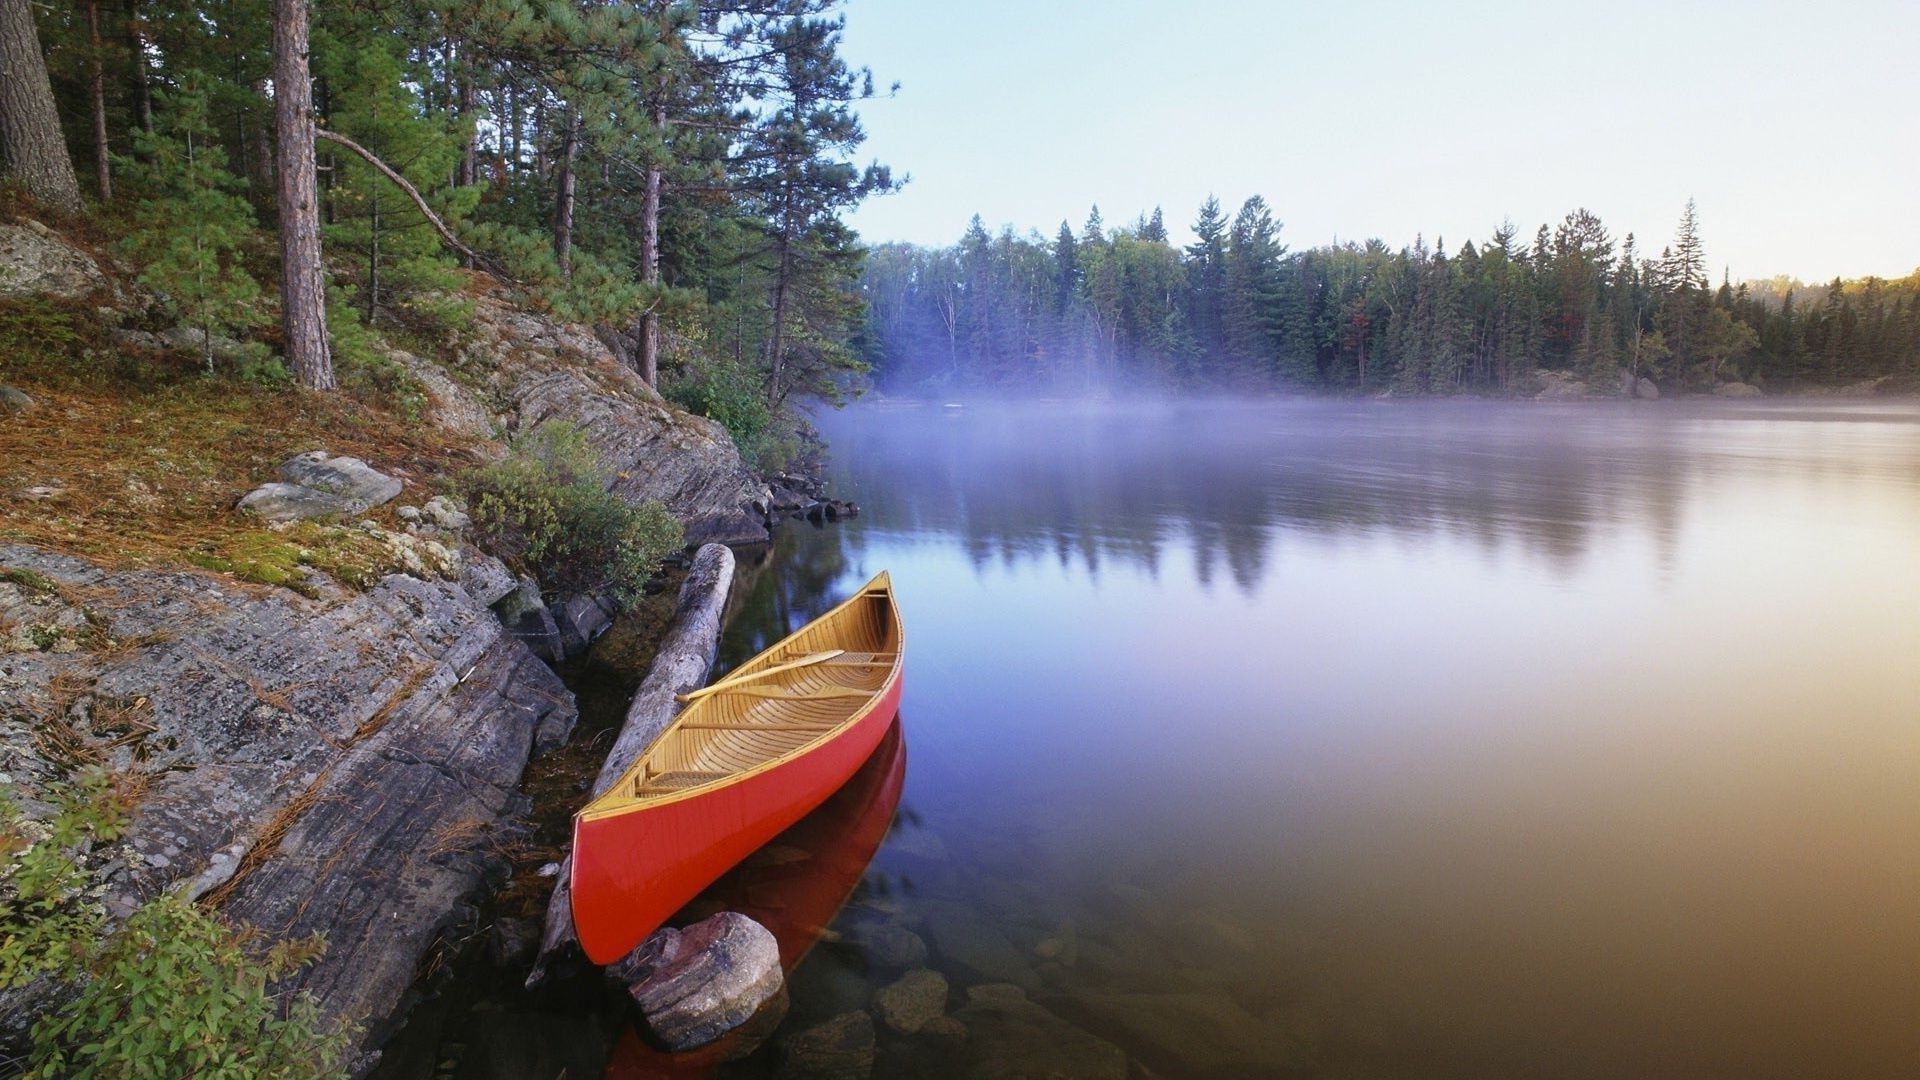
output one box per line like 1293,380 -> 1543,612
462,422 -> 682,605
1,771 -> 349,1078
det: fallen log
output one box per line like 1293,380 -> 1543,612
526,542 -> 736,987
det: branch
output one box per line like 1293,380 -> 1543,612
314,128 -> 513,281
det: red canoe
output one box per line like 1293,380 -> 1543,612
570,571 -> 904,965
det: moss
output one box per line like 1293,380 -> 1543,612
0,566 -> 61,597
187,523 -> 399,596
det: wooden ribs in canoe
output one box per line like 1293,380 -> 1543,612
569,571 -> 905,965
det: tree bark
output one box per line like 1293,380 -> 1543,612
128,0 -> 152,137
272,0 -> 333,390
527,543 -> 735,986
635,99 -> 665,385
0,0 -> 83,213
765,209 -> 795,406
87,0 -> 111,201
553,109 -> 579,279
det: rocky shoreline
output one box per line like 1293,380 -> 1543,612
0,218 -> 845,1070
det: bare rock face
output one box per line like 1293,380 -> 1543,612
0,543 -> 574,1064
238,452 -> 405,523
0,220 -> 111,300
388,289 -> 772,545
612,911 -> 784,1051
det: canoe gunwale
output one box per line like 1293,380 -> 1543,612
575,571 -> 901,822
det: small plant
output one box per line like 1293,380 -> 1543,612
0,771 -> 350,1078
462,421 -> 682,605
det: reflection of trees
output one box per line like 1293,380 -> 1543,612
715,523 -> 859,674
811,402 -> 1705,593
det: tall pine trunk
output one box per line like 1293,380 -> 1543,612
87,0 -> 111,200
553,109 -> 578,279
272,0 -> 333,389
0,0 -> 83,213
766,207 -> 795,406
636,100 -> 664,386
128,0 -> 152,137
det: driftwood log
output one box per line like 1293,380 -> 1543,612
526,542 -> 737,987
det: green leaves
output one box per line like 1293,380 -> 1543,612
2,772 -> 348,1078
463,421 -> 683,605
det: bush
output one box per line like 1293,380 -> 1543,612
661,349 -> 804,472
462,422 -> 682,605
1,771 -> 349,1078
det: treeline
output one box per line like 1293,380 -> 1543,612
3,0 -> 890,452
863,199 -> 1920,396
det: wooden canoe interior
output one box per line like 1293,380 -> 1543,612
594,577 -> 900,810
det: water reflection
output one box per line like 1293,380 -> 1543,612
607,721 -> 907,1076
721,399 -> 1920,1079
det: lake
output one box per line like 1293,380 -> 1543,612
709,398 -> 1920,1078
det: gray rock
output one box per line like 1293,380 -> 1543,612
1635,376 -> 1661,400
872,968 -> 947,1035
1065,989 -> 1306,1073
918,1014 -> 967,1046
0,385 -> 34,414
953,983 -> 1126,1080
554,591 -> 616,658
397,505 -> 423,523
238,452 -> 404,524
0,221 -> 111,300
162,325 -> 251,365
1531,369 -> 1588,401
848,921 -> 928,970
1713,381 -> 1762,398
0,542 -> 576,1061
779,1010 -> 876,1079
456,552 -> 517,609
616,912 -> 783,1051
276,451 -> 404,507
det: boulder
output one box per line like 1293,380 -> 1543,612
779,1010 -> 876,1079
0,385 -> 35,414
952,983 -> 1127,1080
1713,381 -> 1762,398
0,220 -> 111,300
1635,376 -> 1660,401
0,543 -> 576,1062
457,552 -> 518,609
1531,369 -> 1588,401
238,452 -> 404,524
613,912 -> 784,1051
872,968 -> 948,1035
423,495 -> 471,531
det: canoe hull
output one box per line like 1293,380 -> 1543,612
571,673 -> 903,965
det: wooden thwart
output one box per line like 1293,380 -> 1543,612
674,649 -> 845,702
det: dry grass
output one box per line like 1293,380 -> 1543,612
201,767 -> 335,910
0,296 -> 485,583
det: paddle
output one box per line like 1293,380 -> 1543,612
675,649 -> 845,703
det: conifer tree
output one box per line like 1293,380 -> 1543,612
0,0 -> 83,212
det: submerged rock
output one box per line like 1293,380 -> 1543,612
872,968 -> 948,1035
613,911 -> 783,1051
779,1010 -> 876,1079
952,983 -> 1126,1080
919,900 -> 1040,990
847,921 -> 929,971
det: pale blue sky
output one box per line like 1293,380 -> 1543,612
839,0 -> 1919,283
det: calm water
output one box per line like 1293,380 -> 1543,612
711,398 -> 1920,1078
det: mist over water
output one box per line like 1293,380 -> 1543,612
723,398 -> 1920,1078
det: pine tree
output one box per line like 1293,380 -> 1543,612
272,0 -> 333,389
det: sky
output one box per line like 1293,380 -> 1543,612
837,0 -> 1919,284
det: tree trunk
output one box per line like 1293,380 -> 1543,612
0,0 -> 83,213
527,544 -> 735,986
635,100 -> 665,385
128,0 -> 152,137
456,55 -> 476,189
272,0 -> 333,389
553,109 -> 579,279
765,204 -> 795,406
86,0 -> 111,201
